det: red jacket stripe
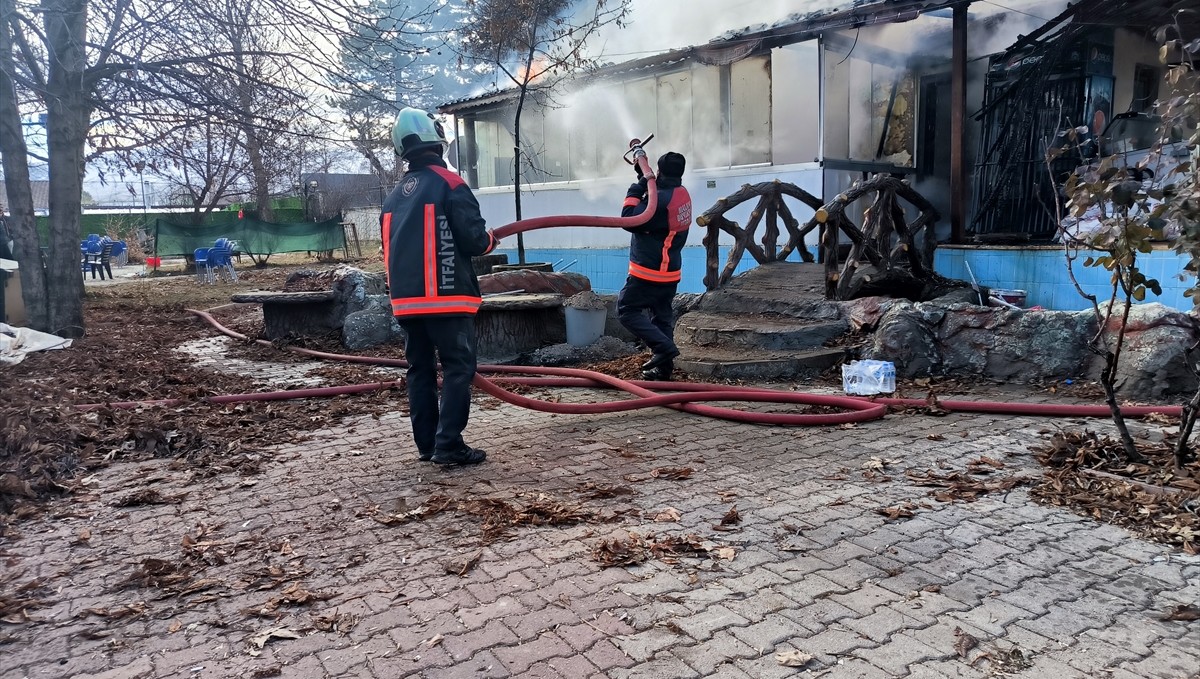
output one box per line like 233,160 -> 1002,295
391,295 -> 482,317
429,165 -> 467,190
423,203 -> 436,297
629,261 -> 682,283
382,213 -> 392,288
659,231 -> 676,273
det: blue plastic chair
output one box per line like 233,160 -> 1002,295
82,242 -> 104,279
110,241 -> 127,267
212,243 -> 238,282
194,248 -> 212,283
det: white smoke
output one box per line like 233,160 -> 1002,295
587,0 -> 1072,64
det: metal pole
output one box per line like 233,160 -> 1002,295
950,1 -> 969,244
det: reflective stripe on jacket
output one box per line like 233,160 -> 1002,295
621,176 -> 692,284
382,155 -> 496,318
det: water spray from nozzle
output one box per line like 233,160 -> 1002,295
490,132 -> 661,238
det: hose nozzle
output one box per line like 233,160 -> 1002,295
623,134 -> 654,165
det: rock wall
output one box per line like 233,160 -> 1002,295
861,300 -> 1200,400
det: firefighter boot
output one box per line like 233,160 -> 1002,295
641,359 -> 674,381
641,348 -> 680,371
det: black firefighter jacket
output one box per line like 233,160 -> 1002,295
382,156 -> 497,318
621,176 -> 692,284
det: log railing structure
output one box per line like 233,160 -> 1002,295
697,181 -> 824,290
698,175 -> 942,301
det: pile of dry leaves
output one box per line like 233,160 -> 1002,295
363,491 -> 623,547
591,531 -> 737,568
1032,431 -> 1200,554
0,301 -> 401,533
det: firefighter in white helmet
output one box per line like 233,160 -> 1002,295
382,107 -> 499,465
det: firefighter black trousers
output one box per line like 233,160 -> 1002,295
398,316 -> 478,455
617,275 -> 679,356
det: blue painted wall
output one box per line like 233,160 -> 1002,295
934,246 -> 1197,311
496,244 -> 1198,312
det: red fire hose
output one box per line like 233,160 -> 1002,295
77,310 -> 1182,427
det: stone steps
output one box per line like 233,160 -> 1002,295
675,311 -> 847,352
671,262 -> 850,381
676,346 -> 846,380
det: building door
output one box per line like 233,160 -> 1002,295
916,73 -> 952,241
918,74 -> 952,180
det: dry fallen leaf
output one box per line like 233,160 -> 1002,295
953,626 -> 979,658
425,633 -> 444,648
654,507 -> 683,522
650,467 -> 693,480
1161,604 -> 1200,621
168,620 -> 182,633
862,456 -> 901,472
876,504 -> 916,521
719,506 -> 742,525
713,546 -> 736,560
249,627 -> 301,649
775,650 -> 814,667
444,550 -> 482,577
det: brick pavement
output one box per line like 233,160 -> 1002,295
2,337 -> 1199,678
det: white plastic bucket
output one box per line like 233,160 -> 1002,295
564,306 -> 606,346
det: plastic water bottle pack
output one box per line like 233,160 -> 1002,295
841,359 -> 896,395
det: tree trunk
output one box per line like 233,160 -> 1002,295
511,39 -> 537,266
513,91 -> 526,264
0,0 -> 49,330
43,0 -> 90,338
230,27 -> 272,222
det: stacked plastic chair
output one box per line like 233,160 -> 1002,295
193,247 -> 211,283
111,241 -> 128,267
208,238 -> 238,282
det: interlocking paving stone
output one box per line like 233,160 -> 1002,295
851,632 -> 941,676
671,630 -> 759,675
669,603 -> 752,642
5,346 -> 1200,679
492,632 -> 570,675
608,654 -> 702,679
613,628 -> 682,663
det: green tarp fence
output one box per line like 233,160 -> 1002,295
153,217 -> 346,257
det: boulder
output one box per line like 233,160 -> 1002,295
1112,303 -> 1200,399
525,336 -> 640,366
342,294 -> 404,350
935,305 -> 1095,380
865,301 -> 942,377
282,265 -> 386,330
